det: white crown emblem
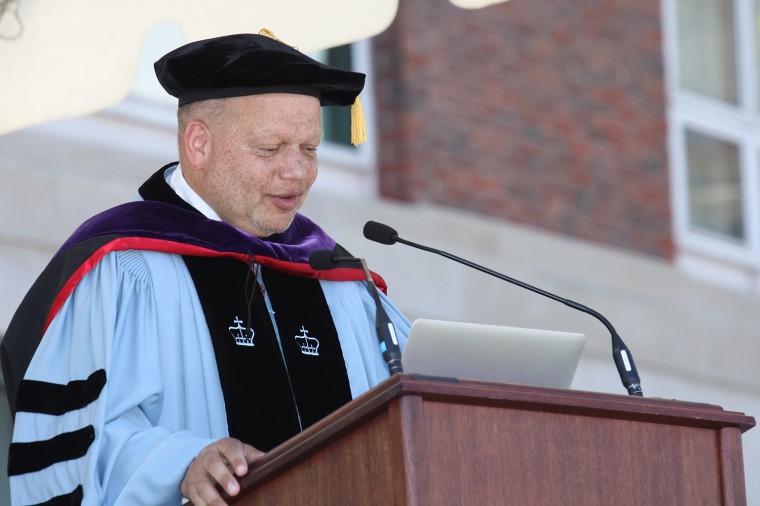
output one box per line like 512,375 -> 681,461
229,316 -> 255,346
295,326 -> 319,356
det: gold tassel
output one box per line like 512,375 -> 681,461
259,28 -> 277,40
259,28 -> 298,50
351,96 -> 366,146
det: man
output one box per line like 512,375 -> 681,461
1,32 -> 409,505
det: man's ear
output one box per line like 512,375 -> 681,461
184,120 -> 211,168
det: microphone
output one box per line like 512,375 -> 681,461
308,250 -> 362,270
363,221 -> 643,397
308,250 -> 404,376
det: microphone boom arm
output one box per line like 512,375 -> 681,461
356,259 -> 404,376
394,236 -> 643,396
308,250 -> 403,376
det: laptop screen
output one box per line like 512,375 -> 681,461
402,319 -> 585,389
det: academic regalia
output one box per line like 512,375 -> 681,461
1,164 -> 410,505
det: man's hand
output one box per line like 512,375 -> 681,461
181,437 -> 264,506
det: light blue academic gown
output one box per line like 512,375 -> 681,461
9,248 -> 409,505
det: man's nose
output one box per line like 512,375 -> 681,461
279,146 -> 314,179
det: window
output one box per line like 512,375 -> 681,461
665,0 -> 760,290
307,39 -> 377,196
685,130 -> 744,241
310,40 -> 377,168
320,44 -> 354,147
676,0 -> 738,103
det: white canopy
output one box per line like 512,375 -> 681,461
0,0 -> 507,135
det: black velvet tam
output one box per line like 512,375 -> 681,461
154,33 -> 365,107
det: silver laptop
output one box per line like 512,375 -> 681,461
402,319 -> 585,388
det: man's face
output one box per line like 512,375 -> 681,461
196,93 -> 322,237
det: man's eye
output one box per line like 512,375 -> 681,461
256,146 -> 279,154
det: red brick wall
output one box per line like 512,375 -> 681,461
373,0 -> 672,259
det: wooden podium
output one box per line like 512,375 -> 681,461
221,374 -> 755,505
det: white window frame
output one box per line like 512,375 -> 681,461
663,0 -> 760,290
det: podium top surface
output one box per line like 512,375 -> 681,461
387,374 -> 756,431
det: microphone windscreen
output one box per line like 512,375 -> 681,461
308,250 -> 339,270
363,221 -> 398,245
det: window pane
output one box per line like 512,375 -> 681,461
322,45 -> 353,146
677,0 -> 738,104
685,130 -> 744,240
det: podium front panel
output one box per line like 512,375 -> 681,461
224,375 -> 754,506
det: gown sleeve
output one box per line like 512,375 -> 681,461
8,250 -> 224,505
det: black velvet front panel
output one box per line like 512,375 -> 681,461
183,256 -> 351,451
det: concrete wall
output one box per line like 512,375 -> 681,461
1,110 -> 758,504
